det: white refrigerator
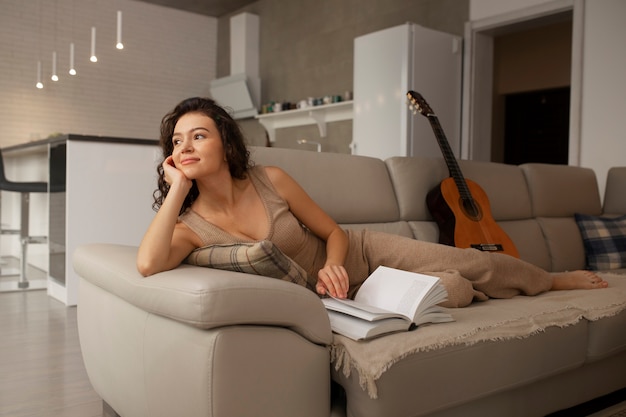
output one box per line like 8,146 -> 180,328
351,23 -> 463,160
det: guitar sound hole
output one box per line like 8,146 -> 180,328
461,198 -> 482,221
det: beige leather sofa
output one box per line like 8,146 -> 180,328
74,146 -> 626,417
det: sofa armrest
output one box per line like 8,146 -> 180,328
73,243 -> 332,345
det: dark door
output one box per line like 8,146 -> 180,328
504,87 -> 570,165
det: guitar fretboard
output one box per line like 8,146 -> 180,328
425,114 -> 473,202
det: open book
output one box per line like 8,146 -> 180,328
321,266 -> 454,340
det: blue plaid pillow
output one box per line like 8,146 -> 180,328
575,213 -> 626,270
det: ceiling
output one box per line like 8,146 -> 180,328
132,0 -> 257,17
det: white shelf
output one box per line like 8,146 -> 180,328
255,101 -> 353,142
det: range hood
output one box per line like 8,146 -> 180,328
210,73 -> 260,119
210,13 -> 260,120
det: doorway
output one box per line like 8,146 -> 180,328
491,18 -> 572,165
462,2 -> 583,166
504,87 -> 570,165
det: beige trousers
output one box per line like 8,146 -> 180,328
343,230 -> 553,307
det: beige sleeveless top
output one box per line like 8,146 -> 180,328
178,165 -> 328,284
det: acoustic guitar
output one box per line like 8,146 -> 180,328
406,90 -> 519,258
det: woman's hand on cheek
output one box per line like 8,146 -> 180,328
317,264 -> 349,299
163,156 -> 192,189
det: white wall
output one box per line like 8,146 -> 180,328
579,0 -> 626,194
0,0 -> 218,147
470,0 -> 626,195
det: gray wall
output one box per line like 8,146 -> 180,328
217,0 -> 469,153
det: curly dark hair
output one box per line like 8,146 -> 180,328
152,97 -> 251,214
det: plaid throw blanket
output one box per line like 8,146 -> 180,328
331,273 -> 626,399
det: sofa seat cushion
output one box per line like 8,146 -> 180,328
407,221 -> 440,243
341,221 -> 414,239
330,274 -> 626,400
333,322 -> 588,417
587,306 -> 626,362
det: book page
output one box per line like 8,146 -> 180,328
354,266 -> 441,319
322,297 -> 409,321
326,310 -> 411,340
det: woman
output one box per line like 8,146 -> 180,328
137,97 -> 607,307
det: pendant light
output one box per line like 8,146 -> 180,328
51,51 -> 59,81
36,0 -> 43,89
69,43 -> 76,75
90,27 -> 98,62
51,0 -> 59,81
69,0 -> 76,75
116,11 -> 124,49
36,61 -> 44,89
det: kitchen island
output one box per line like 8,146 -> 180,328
3,134 -> 159,305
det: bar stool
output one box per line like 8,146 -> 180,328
0,149 -> 48,292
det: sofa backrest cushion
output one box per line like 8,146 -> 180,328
385,156 -> 448,221
385,156 -> 551,267
521,163 -> 602,217
342,221 -> 415,238
458,160 -> 553,268
499,219 -> 552,271
249,146 -> 400,225
385,156 -> 534,221
456,159 -> 533,221
604,167 -> 626,215
521,163 -> 602,272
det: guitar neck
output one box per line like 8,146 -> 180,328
424,114 -> 471,200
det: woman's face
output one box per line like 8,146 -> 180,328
170,112 -> 227,179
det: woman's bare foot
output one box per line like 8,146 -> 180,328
551,270 -> 608,291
